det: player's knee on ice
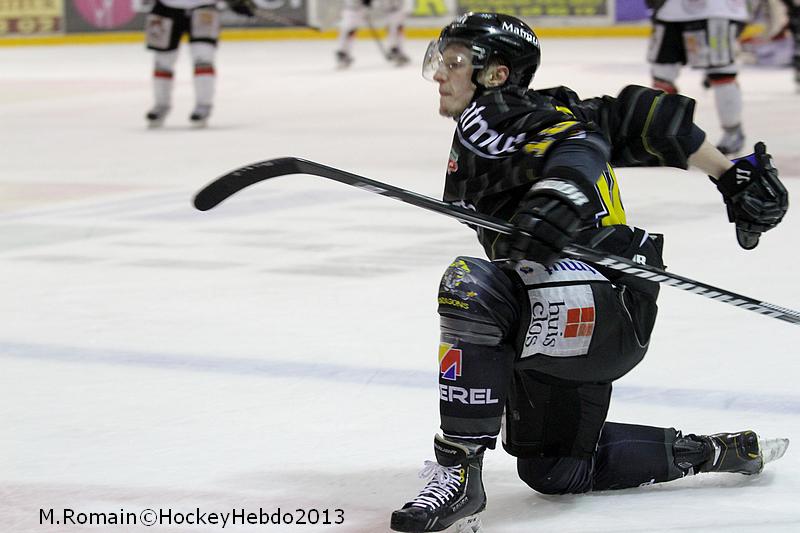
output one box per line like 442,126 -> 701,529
517,456 -> 594,494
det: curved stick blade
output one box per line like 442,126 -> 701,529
193,158 -> 303,211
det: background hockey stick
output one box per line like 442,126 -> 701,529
193,157 -> 800,326
253,8 -> 321,31
364,12 -> 391,59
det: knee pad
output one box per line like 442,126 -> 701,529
154,50 -> 178,73
190,41 -> 215,71
438,257 -> 519,346
517,456 -> 593,494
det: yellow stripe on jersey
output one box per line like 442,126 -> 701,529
641,95 -> 667,166
596,165 -> 627,226
523,120 -> 581,156
540,121 -> 579,136
523,140 -> 553,156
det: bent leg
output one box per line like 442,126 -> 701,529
593,422 -> 687,490
438,257 -> 520,449
510,374 -> 612,494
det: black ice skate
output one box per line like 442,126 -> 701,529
146,104 -> 170,128
189,104 -> 212,128
391,435 -> 486,533
335,50 -> 353,69
387,47 -> 410,67
698,431 -> 789,475
717,125 -> 745,155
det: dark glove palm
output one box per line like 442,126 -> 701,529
495,196 -> 581,265
714,142 -> 789,249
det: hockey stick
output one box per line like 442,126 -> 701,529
193,157 -> 800,326
364,11 -> 391,59
253,8 -> 321,31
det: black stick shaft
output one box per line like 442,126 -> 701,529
193,157 -> 800,326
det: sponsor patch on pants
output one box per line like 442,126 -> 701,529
520,284 -> 596,358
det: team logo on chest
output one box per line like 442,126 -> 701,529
448,148 -> 459,174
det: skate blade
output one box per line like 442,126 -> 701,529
759,437 -> 790,465
147,118 -> 166,129
450,514 -> 481,533
190,119 -> 208,129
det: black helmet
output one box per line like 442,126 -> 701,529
437,12 -> 541,87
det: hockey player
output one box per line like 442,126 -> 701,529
390,12 -> 790,533
335,0 -> 410,68
142,0 -> 255,128
783,0 -> 800,90
647,0 -> 750,154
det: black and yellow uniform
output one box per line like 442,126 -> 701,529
443,83 -> 703,256
436,83 -> 706,493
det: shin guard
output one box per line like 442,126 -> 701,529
437,257 -> 520,449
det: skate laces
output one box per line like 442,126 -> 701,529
409,460 -> 463,510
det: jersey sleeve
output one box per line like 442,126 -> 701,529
542,84 -> 705,169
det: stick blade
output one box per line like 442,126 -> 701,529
193,157 -> 303,211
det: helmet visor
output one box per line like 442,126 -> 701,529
422,39 -> 474,81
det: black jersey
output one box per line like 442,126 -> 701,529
443,83 -> 704,262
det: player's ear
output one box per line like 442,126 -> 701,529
483,65 -> 510,87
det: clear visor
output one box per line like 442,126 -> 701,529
422,39 -> 474,81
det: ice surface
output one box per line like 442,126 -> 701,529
1,37 -> 799,532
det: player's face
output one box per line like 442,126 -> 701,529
431,44 -> 476,118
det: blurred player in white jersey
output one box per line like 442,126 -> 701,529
335,0 -> 410,68
141,0 -> 255,128
783,0 -> 800,90
647,0 -> 750,154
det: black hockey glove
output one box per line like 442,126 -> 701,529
713,142 -> 789,250
228,0 -> 256,17
494,179 -> 589,265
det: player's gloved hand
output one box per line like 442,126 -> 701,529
494,179 -> 587,265
712,142 -> 789,250
228,0 -> 256,17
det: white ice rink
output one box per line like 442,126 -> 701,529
1,36 -> 799,532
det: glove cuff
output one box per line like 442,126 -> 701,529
525,177 -> 595,221
713,159 -> 755,198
